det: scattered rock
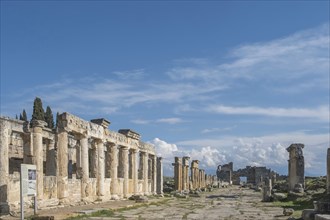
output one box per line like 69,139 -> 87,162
283,208 -> 294,216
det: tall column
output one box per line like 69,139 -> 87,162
97,140 -> 105,199
121,146 -> 129,197
110,144 -> 118,198
190,167 -> 194,190
80,135 -> 89,198
0,120 -> 10,214
287,144 -> 304,192
57,128 -> 68,200
152,155 -> 157,194
31,120 -> 46,200
157,157 -> 163,195
327,148 -> 330,194
141,152 -> 149,194
130,149 -> 139,194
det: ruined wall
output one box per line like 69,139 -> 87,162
217,162 -> 233,184
0,113 -> 163,215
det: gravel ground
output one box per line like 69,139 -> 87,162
0,186 -> 289,220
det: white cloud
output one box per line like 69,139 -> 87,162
201,126 -> 237,134
175,131 -> 329,176
167,23 -> 329,90
207,105 -> 329,122
156,117 -> 184,124
130,119 -> 151,125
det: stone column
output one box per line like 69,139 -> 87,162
121,146 -> 129,197
57,128 -> 68,200
130,149 -> 139,194
190,166 -> 195,190
157,157 -> 163,195
97,140 -> 105,199
327,148 -> 330,194
31,120 -> 46,200
80,135 -> 89,198
140,152 -> 149,194
0,119 -> 10,214
110,144 -> 118,198
152,155 -> 157,194
173,157 -> 183,191
262,178 -> 272,202
287,143 -> 304,192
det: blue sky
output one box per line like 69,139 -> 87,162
1,1 -> 329,176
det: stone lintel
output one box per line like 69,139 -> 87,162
118,129 -> 140,140
30,119 -> 47,128
91,118 -> 111,128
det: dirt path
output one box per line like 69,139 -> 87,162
1,186 -> 289,220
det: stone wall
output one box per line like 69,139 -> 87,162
0,113 -> 163,215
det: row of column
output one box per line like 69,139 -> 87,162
57,130 -> 162,201
173,157 -> 208,191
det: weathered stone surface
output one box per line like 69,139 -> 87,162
0,112 -> 162,215
287,143 -> 305,192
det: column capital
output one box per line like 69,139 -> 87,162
119,145 -> 129,150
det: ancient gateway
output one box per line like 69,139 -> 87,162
0,113 -> 163,215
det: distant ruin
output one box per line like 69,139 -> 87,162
0,113 -> 163,215
172,157 -> 218,191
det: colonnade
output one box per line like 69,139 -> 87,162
0,113 -> 163,215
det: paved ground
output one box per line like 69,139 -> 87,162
1,186 -> 289,220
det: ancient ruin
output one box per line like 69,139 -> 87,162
231,165 -> 274,187
287,143 -> 305,192
172,157 -> 217,192
216,162 -> 233,184
0,113 -> 163,215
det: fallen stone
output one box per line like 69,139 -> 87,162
273,193 -> 288,201
283,208 -> 294,216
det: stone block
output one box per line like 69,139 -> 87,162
302,209 -> 317,220
315,214 -> 330,220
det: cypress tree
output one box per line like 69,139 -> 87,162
31,97 -> 45,121
19,113 -> 23,120
55,112 -> 60,128
16,114 -> 18,119
22,109 -> 27,121
44,106 -> 54,129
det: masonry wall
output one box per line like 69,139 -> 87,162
0,113 -> 163,215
